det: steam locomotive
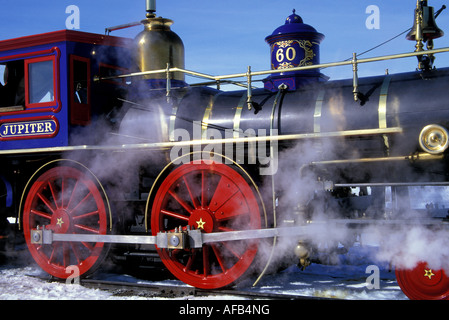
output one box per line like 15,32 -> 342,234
1,0 -> 449,299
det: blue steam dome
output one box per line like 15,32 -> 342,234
269,9 -> 321,36
264,9 -> 326,91
286,9 -> 303,24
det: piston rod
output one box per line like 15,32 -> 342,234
30,218 -> 449,249
30,226 -> 310,249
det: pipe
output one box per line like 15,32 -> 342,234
146,0 -> 156,17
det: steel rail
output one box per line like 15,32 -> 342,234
78,278 -> 331,300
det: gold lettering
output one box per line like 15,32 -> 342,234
1,125 -> 8,136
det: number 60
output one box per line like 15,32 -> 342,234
276,47 -> 296,62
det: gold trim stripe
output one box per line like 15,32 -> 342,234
233,93 -> 247,138
314,90 -> 325,133
378,76 -> 391,129
201,93 -> 223,139
169,105 -> 179,142
378,76 -> 392,151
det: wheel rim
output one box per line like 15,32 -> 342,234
396,261 -> 449,300
23,165 -> 108,279
151,160 -> 262,289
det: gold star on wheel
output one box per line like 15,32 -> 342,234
196,218 -> 206,229
56,218 -> 64,228
424,269 -> 435,280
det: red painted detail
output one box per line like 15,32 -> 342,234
69,55 -> 91,125
24,49 -> 60,110
0,47 -> 61,116
151,160 -> 261,289
0,30 -> 132,52
22,166 -> 108,279
396,261 -> 449,300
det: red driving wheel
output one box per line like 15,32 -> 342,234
151,160 -> 262,289
23,165 -> 109,279
396,261 -> 449,300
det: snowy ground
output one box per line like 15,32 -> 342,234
0,244 -> 407,301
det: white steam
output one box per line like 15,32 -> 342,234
267,137 -> 449,274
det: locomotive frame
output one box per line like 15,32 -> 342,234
2,0 -> 449,299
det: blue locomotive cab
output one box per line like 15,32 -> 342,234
0,30 -> 133,150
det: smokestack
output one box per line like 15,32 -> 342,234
146,0 -> 156,18
134,0 -> 186,88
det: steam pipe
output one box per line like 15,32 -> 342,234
104,0 -> 157,34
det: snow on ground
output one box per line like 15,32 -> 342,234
0,266 -> 118,300
244,244 -> 407,300
0,244 -> 408,300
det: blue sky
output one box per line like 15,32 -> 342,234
1,1 -> 449,82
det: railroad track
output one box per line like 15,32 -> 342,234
77,278 -> 333,300
25,267 -> 332,300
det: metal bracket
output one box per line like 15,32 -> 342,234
156,228 -> 200,249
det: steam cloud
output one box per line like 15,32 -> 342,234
268,137 -> 449,274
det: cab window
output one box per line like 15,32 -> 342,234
25,57 -> 55,106
0,60 -> 25,109
70,55 -> 91,125
28,60 -> 54,103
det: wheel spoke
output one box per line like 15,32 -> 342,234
47,181 -> 60,210
73,210 -> 99,220
30,209 -> 52,220
203,245 -> 210,277
74,223 -> 99,234
183,175 -> 200,209
62,242 -> 70,267
49,242 -> 58,264
211,244 -> 227,273
160,209 -> 190,221
169,190 -> 193,214
183,250 -> 196,272
201,170 -> 207,207
70,243 -> 82,264
65,179 -> 80,210
81,241 -> 94,252
221,241 -> 243,260
37,192 -> 56,214
69,191 -> 92,215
